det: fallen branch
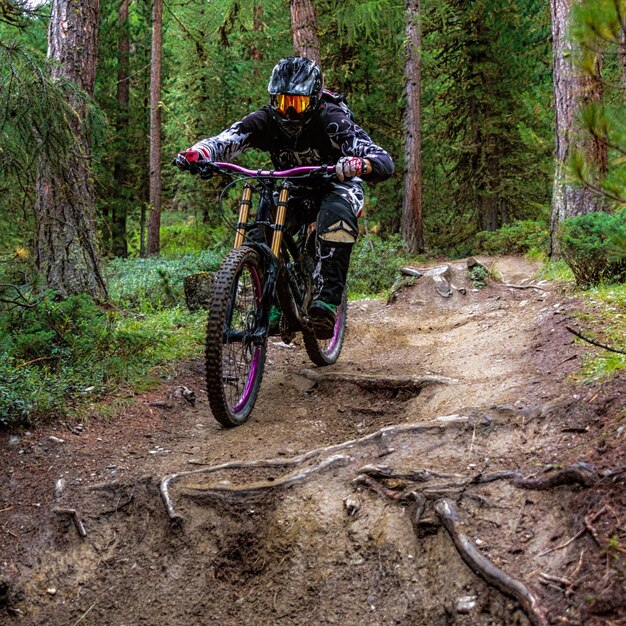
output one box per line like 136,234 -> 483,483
435,499 -> 548,626
566,326 -> 626,355
16,355 -> 59,369
502,283 -> 547,292
299,368 -> 457,391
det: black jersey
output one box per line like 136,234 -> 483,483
192,103 -> 394,184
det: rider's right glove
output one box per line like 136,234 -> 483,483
335,156 -> 367,182
174,148 -> 211,175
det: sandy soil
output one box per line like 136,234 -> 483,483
1,256 -> 624,626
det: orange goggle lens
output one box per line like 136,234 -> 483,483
272,94 -> 312,116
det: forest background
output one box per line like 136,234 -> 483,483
0,0 -> 624,425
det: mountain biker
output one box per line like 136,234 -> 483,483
174,56 -> 394,339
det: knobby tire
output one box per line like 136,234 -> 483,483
205,246 -> 266,427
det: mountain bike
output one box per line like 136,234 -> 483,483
197,162 -> 348,428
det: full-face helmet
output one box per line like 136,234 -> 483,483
268,57 -> 323,125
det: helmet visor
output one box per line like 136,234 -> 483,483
271,93 -> 312,118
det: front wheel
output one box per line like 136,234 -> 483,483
303,288 -> 348,366
205,247 -> 267,427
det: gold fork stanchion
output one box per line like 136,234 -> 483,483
271,184 -> 290,257
233,183 -> 253,248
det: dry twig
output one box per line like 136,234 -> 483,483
566,326 -> 626,355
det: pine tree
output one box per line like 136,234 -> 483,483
34,0 -> 107,298
401,0 -> 423,253
426,0 -> 551,240
549,0 -> 609,255
290,0 -> 321,63
147,0 -> 163,255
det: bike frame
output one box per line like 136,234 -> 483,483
204,161 -> 335,339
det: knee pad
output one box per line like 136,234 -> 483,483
318,220 -> 358,244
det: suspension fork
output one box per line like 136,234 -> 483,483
271,183 -> 290,257
234,183 -> 253,248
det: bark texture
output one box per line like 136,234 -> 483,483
35,0 -> 107,299
549,0 -> 607,255
401,0 -> 424,253
112,0 -> 130,258
290,0 -> 321,65
147,0 -> 163,256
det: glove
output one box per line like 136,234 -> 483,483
174,148 -> 210,174
335,156 -> 369,182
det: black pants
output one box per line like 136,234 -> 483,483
285,186 -> 359,306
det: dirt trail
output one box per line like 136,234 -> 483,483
1,256 -> 624,626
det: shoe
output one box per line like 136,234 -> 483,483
308,300 -> 337,340
268,305 -> 282,336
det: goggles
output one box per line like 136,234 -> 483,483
271,93 -> 312,118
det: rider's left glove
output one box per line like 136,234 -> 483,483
174,148 -> 211,175
335,156 -> 368,182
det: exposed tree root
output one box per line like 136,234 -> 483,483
298,368 -> 457,391
434,499 -> 549,626
511,462 -> 600,490
159,420 -> 455,521
183,454 -> 350,502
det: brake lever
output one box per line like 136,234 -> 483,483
198,161 -> 220,179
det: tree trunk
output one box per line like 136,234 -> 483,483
112,0 -> 130,258
290,0 -> 321,64
251,3 -> 264,62
549,0 -> 606,255
35,0 -> 107,299
147,0 -> 163,256
618,29 -> 626,96
401,0 -> 424,253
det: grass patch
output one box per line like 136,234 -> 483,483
0,292 -> 205,426
572,282 -> 626,381
536,259 -> 575,284
349,234 -> 422,299
106,250 -> 221,311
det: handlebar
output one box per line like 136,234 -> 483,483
200,161 -> 335,179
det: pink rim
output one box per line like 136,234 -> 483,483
229,262 -> 263,414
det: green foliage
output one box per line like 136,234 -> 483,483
568,0 -> 626,209
106,250 -> 221,310
470,265 -> 489,288
158,211 -> 231,257
0,290 -> 204,426
349,234 -> 415,297
574,282 -> 626,381
473,220 -> 549,256
536,259 -> 575,283
423,0 -> 552,244
557,210 -> 626,286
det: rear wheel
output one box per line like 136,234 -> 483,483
303,288 -> 347,366
205,247 -> 266,427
